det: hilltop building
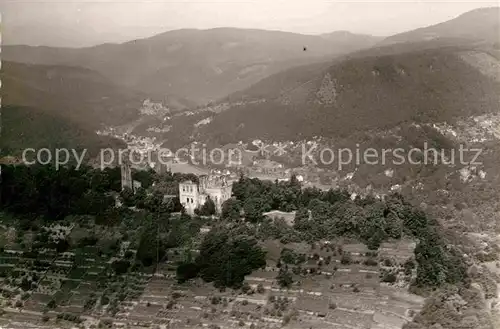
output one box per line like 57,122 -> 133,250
179,175 -> 232,215
263,210 -> 296,227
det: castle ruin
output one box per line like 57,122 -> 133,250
179,175 -> 232,215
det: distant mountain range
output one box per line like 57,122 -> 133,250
184,8 -> 498,142
3,28 -> 382,107
2,7 -> 499,157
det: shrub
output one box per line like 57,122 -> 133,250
211,296 -> 221,305
381,272 -> 397,283
124,250 -> 134,259
100,295 -> 110,305
241,282 -> 251,294
340,253 -> 352,265
111,259 -> 130,275
277,268 -> 293,288
383,258 -> 393,267
363,258 -> 378,266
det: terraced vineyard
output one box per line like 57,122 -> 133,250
0,218 -> 425,329
0,222 -> 155,328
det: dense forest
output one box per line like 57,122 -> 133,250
223,175 -> 468,289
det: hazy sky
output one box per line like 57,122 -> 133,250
1,0 -> 498,47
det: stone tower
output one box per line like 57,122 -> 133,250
121,152 -> 133,191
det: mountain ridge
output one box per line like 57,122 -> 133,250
1,61 -> 145,129
3,28 -> 383,106
380,6 -> 500,46
0,105 -> 125,159
158,44 -> 500,147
